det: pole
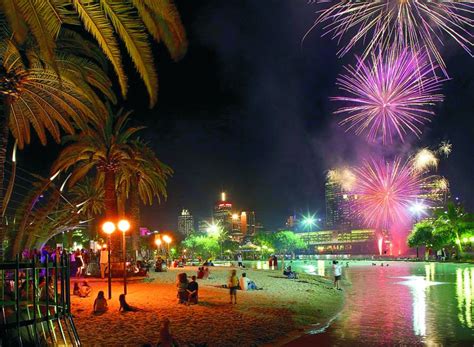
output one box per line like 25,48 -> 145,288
123,231 -> 127,295
107,235 -> 112,299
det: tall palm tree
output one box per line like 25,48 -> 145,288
117,139 -> 172,251
52,108 -> 142,221
434,202 -> 474,256
0,37 -> 114,256
1,0 -> 188,107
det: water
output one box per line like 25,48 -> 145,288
247,260 -> 474,346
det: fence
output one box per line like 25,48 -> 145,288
0,254 -> 80,346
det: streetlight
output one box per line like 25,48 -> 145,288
102,221 -> 116,299
118,219 -> 130,295
302,214 -> 317,231
162,235 -> 172,265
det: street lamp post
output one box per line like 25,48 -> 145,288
118,219 -> 131,295
155,238 -> 162,254
162,235 -> 172,266
102,221 -> 116,299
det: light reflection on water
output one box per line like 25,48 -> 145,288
252,260 -> 474,346
456,267 -> 474,329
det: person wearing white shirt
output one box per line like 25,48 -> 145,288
239,273 -> 257,291
332,260 -> 342,290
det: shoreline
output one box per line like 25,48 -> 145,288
71,265 -> 344,346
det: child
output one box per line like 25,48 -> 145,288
93,291 -> 108,314
79,281 -> 91,298
333,260 -> 342,290
119,294 -> 139,312
228,270 -> 238,304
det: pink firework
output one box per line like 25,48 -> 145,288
309,0 -> 474,76
353,157 -> 425,229
332,48 -> 444,144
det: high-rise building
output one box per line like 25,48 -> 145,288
213,192 -> 233,235
177,209 -> 194,236
247,211 -> 256,235
325,172 -> 362,230
198,218 -> 212,234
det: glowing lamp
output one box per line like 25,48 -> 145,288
155,239 -> 162,246
232,213 -> 239,220
102,221 -> 116,235
162,235 -> 172,244
118,219 -> 131,232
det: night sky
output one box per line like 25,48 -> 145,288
19,1 -> 474,231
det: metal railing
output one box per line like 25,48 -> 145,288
0,253 -> 80,346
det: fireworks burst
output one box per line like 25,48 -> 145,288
333,48 -> 444,144
353,157 -> 426,228
432,176 -> 449,193
310,0 -> 474,76
438,140 -> 452,157
327,167 -> 356,191
412,148 -> 439,172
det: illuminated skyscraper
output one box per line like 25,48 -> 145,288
325,173 -> 362,230
178,209 -> 194,236
213,191 -> 233,235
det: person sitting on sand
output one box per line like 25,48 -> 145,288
176,273 -> 189,304
283,266 -> 297,279
187,275 -> 198,304
197,267 -> 205,279
119,294 -> 139,312
157,318 -> 179,347
239,272 -> 258,291
228,270 -> 239,304
79,280 -> 91,298
93,291 -> 108,314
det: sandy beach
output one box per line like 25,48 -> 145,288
71,265 -> 344,346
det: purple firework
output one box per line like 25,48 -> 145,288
332,48 -> 444,144
309,0 -> 474,76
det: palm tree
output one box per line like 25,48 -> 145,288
0,37 -> 113,257
117,139 -> 172,252
52,108 -> 142,220
2,0 -> 188,107
434,202 -> 473,256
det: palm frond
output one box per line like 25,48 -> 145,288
100,0 -> 158,107
15,0 -> 61,65
72,0 -> 128,97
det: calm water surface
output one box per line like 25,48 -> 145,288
248,260 -> 474,346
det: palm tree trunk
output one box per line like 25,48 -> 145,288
104,169 -> 119,253
130,176 -> 140,256
0,99 -> 9,260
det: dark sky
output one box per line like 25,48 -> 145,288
19,1 -> 474,231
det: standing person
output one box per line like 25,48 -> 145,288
187,275 -> 199,304
268,256 -> 273,269
99,246 -> 109,279
333,260 -> 342,290
228,270 -> 239,304
75,249 -> 84,278
237,253 -> 243,268
273,255 -> 278,269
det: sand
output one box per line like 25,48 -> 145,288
71,265 -> 343,346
